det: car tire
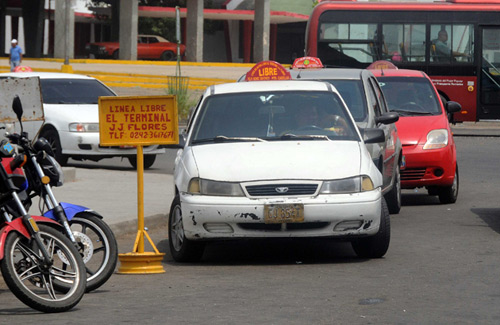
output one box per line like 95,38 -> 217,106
384,166 -> 401,214
161,51 -> 175,61
168,196 -> 205,262
351,198 -> 390,259
113,50 -> 119,60
128,155 -> 156,169
40,129 -> 68,166
438,165 -> 459,204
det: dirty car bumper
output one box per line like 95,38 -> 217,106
180,189 -> 382,240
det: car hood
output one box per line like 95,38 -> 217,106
189,141 -> 363,182
396,115 -> 449,145
44,103 -> 98,123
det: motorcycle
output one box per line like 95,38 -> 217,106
0,99 -> 86,312
5,96 -> 118,293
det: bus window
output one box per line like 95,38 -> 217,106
382,24 -> 425,63
481,28 -> 500,105
318,22 -> 377,67
430,24 -> 473,63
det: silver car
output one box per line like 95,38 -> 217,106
289,68 -> 402,214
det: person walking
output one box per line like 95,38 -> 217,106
9,39 -> 23,71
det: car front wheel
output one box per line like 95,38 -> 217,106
384,166 -> 401,214
438,165 -> 459,204
168,196 -> 205,262
351,198 -> 390,258
161,51 -> 175,61
128,155 -> 156,169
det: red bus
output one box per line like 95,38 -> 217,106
305,0 -> 500,122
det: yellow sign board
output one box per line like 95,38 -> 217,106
98,95 -> 179,146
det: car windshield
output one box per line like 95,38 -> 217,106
377,77 -> 442,116
191,91 -> 359,144
40,79 -> 115,104
326,79 -> 367,122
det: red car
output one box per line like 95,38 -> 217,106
371,66 -> 461,204
85,34 -> 185,61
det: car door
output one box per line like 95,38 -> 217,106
368,77 -> 398,192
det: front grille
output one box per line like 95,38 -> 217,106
401,168 -> 426,181
245,184 -> 318,197
238,222 -> 330,231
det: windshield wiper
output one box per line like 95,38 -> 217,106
391,109 -> 433,116
192,135 -> 266,144
279,133 -> 330,141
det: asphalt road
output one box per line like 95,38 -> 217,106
1,136 -> 500,324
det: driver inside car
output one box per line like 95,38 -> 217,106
291,105 -> 349,135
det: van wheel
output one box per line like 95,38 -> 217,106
351,198 -> 390,258
113,50 -> 119,60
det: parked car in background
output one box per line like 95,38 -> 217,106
371,65 -> 461,204
85,34 -> 185,61
286,58 -> 403,214
0,72 -> 164,169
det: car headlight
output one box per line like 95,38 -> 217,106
423,129 -> 448,150
188,178 -> 244,196
319,175 -> 374,194
69,123 -> 99,132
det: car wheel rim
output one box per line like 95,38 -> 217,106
171,205 -> 184,251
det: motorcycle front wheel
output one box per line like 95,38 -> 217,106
0,224 -> 86,313
70,213 -> 118,292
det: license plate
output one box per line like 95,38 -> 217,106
264,204 -> 304,224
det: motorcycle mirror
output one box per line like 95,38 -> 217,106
12,95 -> 23,121
12,95 -> 24,133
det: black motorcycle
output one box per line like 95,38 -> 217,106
5,96 -> 118,292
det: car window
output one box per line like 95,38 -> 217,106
369,77 -> 388,114
377,77 -> 442,115
40,79 -> 115,104
191,91 -> 359,143
325,80 -> 367,122
365,80 -> 382,117
149,37 -> 159,44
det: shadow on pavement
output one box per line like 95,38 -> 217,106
471,208 -> 500,234
158,238 -> 373,266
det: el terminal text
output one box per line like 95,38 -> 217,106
105,104 -> 174,140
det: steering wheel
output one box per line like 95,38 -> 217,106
400,102 -> 425,112
295,125 -> 323,131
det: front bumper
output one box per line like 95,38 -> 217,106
59,131 -> 165,157
400,144 -> 456,188
179,189 -> 382,240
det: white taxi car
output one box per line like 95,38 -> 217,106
0,72 -> 164,169
168,62 -> 390,262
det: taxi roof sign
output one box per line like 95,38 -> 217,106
245,60 -> 291,81
367,60 -> 398,70
292,56 -> 324,69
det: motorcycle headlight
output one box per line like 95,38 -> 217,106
320,175 -> 374,194
423,129 -> 448,150
42,155 -> 64,187
188,178 -> 244,196
69,123 -> 99,132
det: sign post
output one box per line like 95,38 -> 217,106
99,95 -> 179,274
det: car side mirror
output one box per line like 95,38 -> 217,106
163,134 -> 185,149
375,112 -> 399,125
445,101 -> 461,114
360,128 -> 385,144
